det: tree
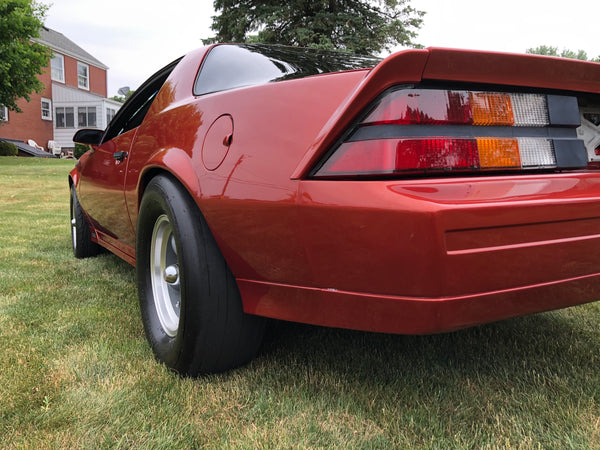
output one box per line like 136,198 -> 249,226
0,0 -> 51,113
204,0 -> 425,55
109,90 -> 135,104
526,45 -> 600,63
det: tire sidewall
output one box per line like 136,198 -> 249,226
136,175 -> 211,370
70,185 -> 99,258
137,174 -> 266,375
137,180 -> 181,367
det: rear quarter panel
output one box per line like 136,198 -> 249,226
125,56 -> 369,284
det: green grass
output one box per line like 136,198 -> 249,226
0,157 -> 599,448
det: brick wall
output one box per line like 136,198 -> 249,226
63,55 -> 107,97
0,69 -> 54,150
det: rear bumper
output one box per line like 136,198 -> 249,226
239,273 -> 600,334
241,172 -> 600,333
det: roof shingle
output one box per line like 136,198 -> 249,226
37,27 -> 108,70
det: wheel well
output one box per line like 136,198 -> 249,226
138,168 -> 165,207
138,168 -> 197,213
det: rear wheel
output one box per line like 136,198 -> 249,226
136,175 -> 265,375
70,185 -> 101,258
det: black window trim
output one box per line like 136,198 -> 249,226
101,57 -> 182,144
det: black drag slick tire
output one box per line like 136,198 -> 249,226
136,175 -> 266,375
70,185 -> 101,258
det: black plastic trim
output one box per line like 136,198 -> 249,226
554,140 -> 588,168
348,125 -> 578,141
548,95 -> 581,127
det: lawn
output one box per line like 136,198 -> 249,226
0,157 -> 599,448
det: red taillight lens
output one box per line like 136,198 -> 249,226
313,88 -> 587,178
319,140 -> 398,174
364,90 -> 473,125
318,138 -> 530,176
396,139 -> 479,171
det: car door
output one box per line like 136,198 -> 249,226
77,68 -> 174,254
77,127 -> 138,252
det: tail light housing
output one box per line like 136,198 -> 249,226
312,88 -> 589,178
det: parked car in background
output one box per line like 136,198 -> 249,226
70,44 -> 600,375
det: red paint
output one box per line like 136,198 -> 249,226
71,46 -> 600,334
423,47 -> 600,93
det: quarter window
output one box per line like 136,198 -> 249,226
51,54 -> 65,82
77,62 -> 89,90
55,107 -> 74,128
78,106 -> 97,127
41,98 -> 52,121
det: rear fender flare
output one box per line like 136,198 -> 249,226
132,148 -> 202,227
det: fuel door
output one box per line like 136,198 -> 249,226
202,114 -> 234,171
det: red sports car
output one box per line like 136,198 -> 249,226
70,43 -> 600,375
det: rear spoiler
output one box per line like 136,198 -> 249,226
292,47 -> 600,179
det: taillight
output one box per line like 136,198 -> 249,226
313,88 -> 588,178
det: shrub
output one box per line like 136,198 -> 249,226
74,143 -> 90,159
0,141 -> 18,156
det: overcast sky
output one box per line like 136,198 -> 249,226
44,0 -> 600,98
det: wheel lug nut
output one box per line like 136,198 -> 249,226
164,265 -> 179,284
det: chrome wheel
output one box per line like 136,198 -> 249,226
150,214 -> 181,337
70,202 -> 77,251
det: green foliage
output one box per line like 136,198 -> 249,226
527,45 -> 600,62
74,143 -> 90,159
0,0 -> 51,113
204,0 -> 425,55
109,90 -> 135,104
0,141 -> 18,156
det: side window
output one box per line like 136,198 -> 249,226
41,98 -> 52,121
51,54 -> 65,82
78,106 -> 97,127
102,58 -> 181,143
193,44 -> 381,96
55,107 -> 74,128
106,107 -> 116,125
77,62 -> 89,90
194,45 -> 286,96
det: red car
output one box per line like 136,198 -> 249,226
70,43 -> 600,375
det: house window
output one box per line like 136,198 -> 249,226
51,54 -> 65,82
55,107 -> 74,128
41,98 -> 52,121
78,106 -> 96,127
106,107 -> 116,125
0,106 -> 7,122
77,62 -> 89,90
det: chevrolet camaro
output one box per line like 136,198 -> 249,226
69,43 -> 600,375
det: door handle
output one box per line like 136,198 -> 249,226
113,151 -> 128,161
